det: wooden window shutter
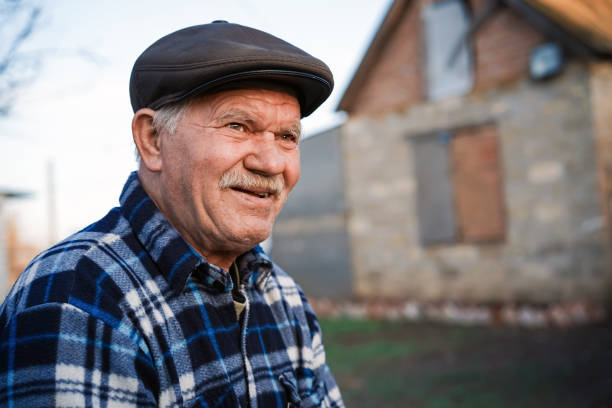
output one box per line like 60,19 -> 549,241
413,131 -> 457,245
451,124 -> 505,242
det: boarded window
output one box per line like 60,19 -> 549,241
413,124 -> 505,245
452,125 -> 505,241
423,0 -> 474,101
413,132 -> 457,245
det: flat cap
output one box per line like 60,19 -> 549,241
129,21 -> 334,117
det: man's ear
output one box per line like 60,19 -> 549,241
132,108 -> 162,171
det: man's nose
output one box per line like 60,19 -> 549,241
243,132 -> 285,176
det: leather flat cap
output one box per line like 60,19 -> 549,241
129,21 -> 334,117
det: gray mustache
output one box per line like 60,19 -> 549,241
219,170 -> 285,196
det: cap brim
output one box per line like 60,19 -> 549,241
148,69 -> 332,118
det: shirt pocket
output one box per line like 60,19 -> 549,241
278,370 -> 326,408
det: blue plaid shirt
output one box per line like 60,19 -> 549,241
0,172 -> 343,408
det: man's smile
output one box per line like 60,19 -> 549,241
229,186 -> 273,199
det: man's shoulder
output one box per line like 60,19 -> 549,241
268,262 -> 299,289
2,207 -> 138,318
262,260 -> 310,308
28,206 -> 132,273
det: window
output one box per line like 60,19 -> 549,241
423,0 -> 474,101
413,124 -> 505,245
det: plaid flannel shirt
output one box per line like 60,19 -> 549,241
0,172 -> 343,408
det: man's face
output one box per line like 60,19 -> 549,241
156,88 -> 301,259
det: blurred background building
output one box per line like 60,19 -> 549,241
274,0 -> 612,306
0,190 -> 33,299
273,126 -> 353,298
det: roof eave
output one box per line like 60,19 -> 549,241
336,0 -> 413,113
503,0 -> 611,59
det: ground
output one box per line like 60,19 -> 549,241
320,319 -> 612,408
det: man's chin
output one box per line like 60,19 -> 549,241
224,226 -> 272,251
242,231 -> 272,249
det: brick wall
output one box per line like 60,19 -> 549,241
469,0 -> 546,89
350,0 -> 423,116
346,0 -> 549,115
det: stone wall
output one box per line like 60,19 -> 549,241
342,62 -> 610,303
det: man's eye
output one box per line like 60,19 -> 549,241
281,133 -> 298,143
226,122 -> 245,131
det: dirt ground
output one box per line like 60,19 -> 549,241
319,319 -> 612,408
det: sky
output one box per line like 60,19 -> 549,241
0,0 -> 391,248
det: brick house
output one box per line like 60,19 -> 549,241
275,0 -> 612,306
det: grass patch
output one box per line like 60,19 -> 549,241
324,340 -> 417,375
320,318 -> 403,337
318,318 -> 611,408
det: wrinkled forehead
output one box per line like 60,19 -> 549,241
184,85 -> 302,130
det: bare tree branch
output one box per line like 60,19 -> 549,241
0,1 -> 42,115
0,1 -> 107,117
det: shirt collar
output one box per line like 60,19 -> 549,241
236,245 -> 274,289
119,172 -> 272,294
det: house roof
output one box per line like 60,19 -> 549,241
338,0 -> 612,113
525,0 -> 612,54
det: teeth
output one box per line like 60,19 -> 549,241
231,187 -> 269,198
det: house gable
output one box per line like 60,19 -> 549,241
338,0 -> 612,115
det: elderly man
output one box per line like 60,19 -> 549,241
0,22 -> 343,407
